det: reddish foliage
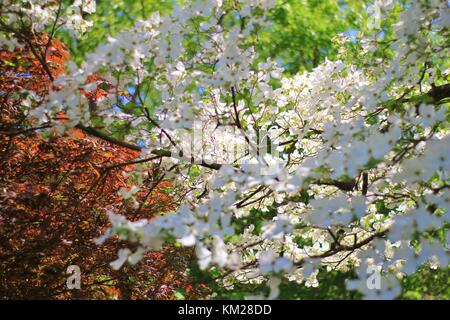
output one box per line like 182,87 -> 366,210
0,34 -> 68,93
82,74 -> 113,101
0,33 -> 110,136
0,34 -> 209,299
0,132 -> 204,299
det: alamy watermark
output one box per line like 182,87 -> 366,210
66,265 -> 81,290
163,120 -> 281,175
366,265 -> 382,290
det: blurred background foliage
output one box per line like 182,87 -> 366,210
257,0 -> 368,73
61,0 -> 369,73
60,0 -> 174,63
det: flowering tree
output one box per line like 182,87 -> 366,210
1,0 -> 449,299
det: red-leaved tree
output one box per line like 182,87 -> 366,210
0,33 -> 208,299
